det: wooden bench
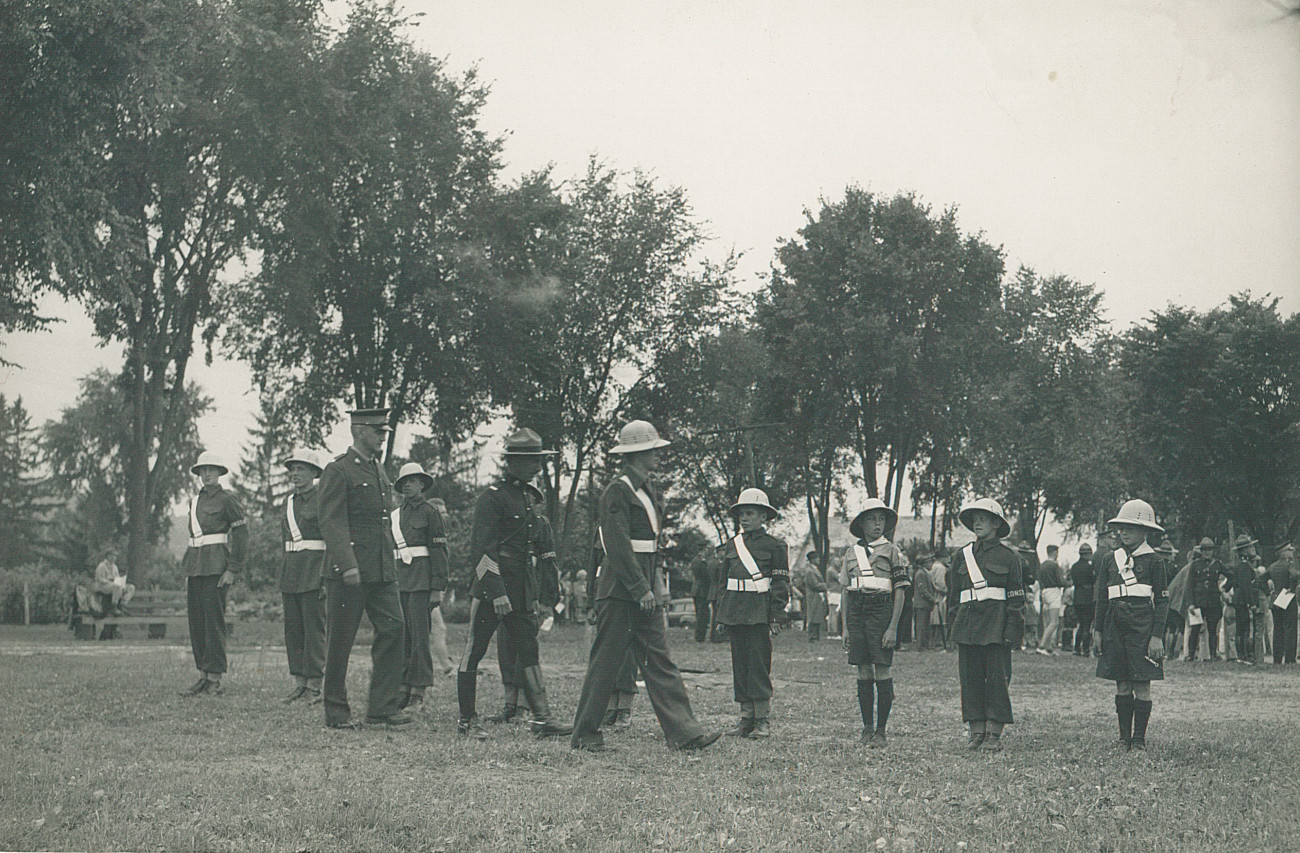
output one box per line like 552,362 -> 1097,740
71,589 -> 188,640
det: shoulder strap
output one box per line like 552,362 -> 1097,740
1114,548 -> 1138,585
285,495 -> 303,543
189,495 -> 201,537
619,475 -> 660,536
962,544 -> 987,589
853,544 -> 874,577
390,508 -> 409,550
733,534 -> 764,580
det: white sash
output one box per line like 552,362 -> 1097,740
391,508 -> 418,564
620,475 -> 660,535
850,543 -> 893,591
283,495 -> 325,552
727,533 -> 771,592
188,495 -> 228,548
286,495 -> 305,543
959,544 -> 1003,602
597,477 -> 659,574
1107,547 -> 1153,598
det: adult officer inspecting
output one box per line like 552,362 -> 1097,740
456,429 -> 571,739
179,451 -> 248,696
571,420 -> 721,752
318,408 -> 411,729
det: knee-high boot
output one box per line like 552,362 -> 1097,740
1131,699 -> 1152,749
457,671 -> 477,721
856,679 -> 874,738
522,665 -> 573,737
1114,694 -> 1134,748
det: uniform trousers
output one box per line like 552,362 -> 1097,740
693,597 -> 712,643
1235,607 -> 1253,662
323,579 -> 405,725
572,599 -> 707,749
1272,606 -> 1297,664
462,598 -> 540,674
282,589 -> 325,679
187,575 -> 228,674
726,623 -> 773,703
1188,608 -> 1222,659
1074,606 -> 1095,655
915,607 -> 933,650
400,590 -> 435,689
957,643 -> 1013,724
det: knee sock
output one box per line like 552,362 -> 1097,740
457,671 -> 477,720
856,679 -> 874,731
875,679 -> 894,732
1115,694 -> 1135,744
1132,699 -> 1152,743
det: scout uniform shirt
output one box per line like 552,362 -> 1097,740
947,539 -> 1024,645
594,467 -> 666,603
469,473 -> 550,609
280,484 -> 326,594
715,528 -> 790,626
318,447 -> 397,583
1189,555 -> 1227,612
838,537 -> 911,601
1092,541 -> 1169,636
392,494 -> 449,593
182,484 -> 248,577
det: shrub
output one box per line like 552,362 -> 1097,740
0,565 -> 78,624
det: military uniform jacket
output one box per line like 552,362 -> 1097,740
1092,542 -> 1169,641
1224,562 -> 1258,612
393,496 -> 449,593
838,537 -> 911,599
1070,558 -> 1096,609
947,539 -> 1024,646
594,467 -> 664,604
1268,560 -> 1298,613
182,485 -> 248,577
689,555 -> 713,599
318,447 -> 397,584
1189,557 -> 1226,611
469,473 -> 553,609
715,528 -> 790,626
280,485 -> 325,594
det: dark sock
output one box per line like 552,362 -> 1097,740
1132,699 -> 1152,742
856,679 -> 874,731
1115,694 -> 1135,744
457,671 -> 477,720
875,678 -> 894,732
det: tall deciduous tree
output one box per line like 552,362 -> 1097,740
1,0 -> 323,575
0,395 -> 45,568
1118,294 -> 1300,549
228,1 -> 502,451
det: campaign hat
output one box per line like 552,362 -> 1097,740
503,428 -> 557,456
1232,533 -> 1258,551
850,498 -> 899,539
958,498 -> 1011,539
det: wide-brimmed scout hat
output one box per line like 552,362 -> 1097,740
1157,539 -> 1177,556
610,420 -> 671,454
850,498 -> 899,539
1108,499 -> 1164,533
1016,540 -> 1035,553
958,498 -> 1011,539
349,407 -> 394,432
729,488 -> 778,520
282,448 -> 323,474
395,462 -> 434,491
1198,536 -> 1216,550
1233,533 -> 1258,551
502,428 -> 558,456
190,450 -> 229,476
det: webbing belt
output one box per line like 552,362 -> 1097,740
284,540 -> 325,552
1108,583 -> 1153,599
961,587 -> 1006,603
728,577 -> 771,592
189,533 -> 228,548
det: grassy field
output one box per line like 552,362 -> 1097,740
2,620 -> 1298,852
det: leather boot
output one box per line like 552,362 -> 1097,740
522,665 -> 573,737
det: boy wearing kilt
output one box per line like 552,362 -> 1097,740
716,488 -> 790,738
1092,499 -> 1168,751
948,498 -> 1024,752
839,498 -> 910,748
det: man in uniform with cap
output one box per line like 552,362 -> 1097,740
1225,533 -> 1261,665
279,448 -> 327,704
1187,537 -> 1226,662
689,544 -> 715,644
179,451 -> 248,696
457,428 -> 570,739
318,408 -> 411,729
571,420 -> 720,752
392,462 -> 449,712
1070,543 -> 1096,656
1268,543 -> 1298,664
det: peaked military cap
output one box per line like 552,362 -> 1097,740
349,407 -> 393,431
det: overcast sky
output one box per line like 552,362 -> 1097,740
3,0 -> 1298,518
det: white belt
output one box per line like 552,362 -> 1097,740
849,576 -> 893,592
727,577 -> 771,593
188,533 -> 228,548
394,546 -> 431,561
285,540 -> 326,552
961,587 -> 1006,603
1108,583 -> 1152,599
630,539 -> 657,553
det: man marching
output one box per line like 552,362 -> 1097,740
319,408 -> 411,729
456,429 -> 571,739
571,420 -> 720,752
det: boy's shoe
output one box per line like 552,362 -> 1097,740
747,719 -> 771,739
179,677 -> 209,697
572,740 -> 614,753
966,732 -> 986,750
283,686 -> 309,704
530,718 -> 574,738
1129,738 -> 1146,751
365,710 -> 415,727
326,720 -> 357,730
458,716 -> 489,740
601,708 -> 619,727
981,732 -> 1003,752
861,728 -> 874,745
609,709 -> 633,731
729,718 -> 755,738
868,729 -> 887,748
305,689 -> 322,705
488,705 -> 520,724
676,732 -> 722,751
206,681 -> 225,696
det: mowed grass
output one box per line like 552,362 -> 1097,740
2,621 -> 1299,852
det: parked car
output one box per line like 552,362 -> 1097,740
666,597 -> 696,629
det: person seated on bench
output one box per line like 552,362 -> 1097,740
93,547 -> 135,616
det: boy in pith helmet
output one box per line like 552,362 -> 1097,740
1092,499 -> 1169,751
716,488 -> 790,739
393,462 -> 449,713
